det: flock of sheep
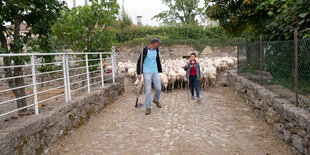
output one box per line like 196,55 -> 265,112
116,56 -> 237,92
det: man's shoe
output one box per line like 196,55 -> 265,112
153,100 -> 162,108
196,97 -> 201,102
145,108 -> 151,115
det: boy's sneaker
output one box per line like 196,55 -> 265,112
190,96 -> 194,101
196,97 -> 201,102
145,108 -> 151,115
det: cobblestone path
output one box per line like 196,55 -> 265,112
50,79 -> 292,154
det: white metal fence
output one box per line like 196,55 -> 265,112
0,48 -> 116,118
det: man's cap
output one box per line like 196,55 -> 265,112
150,38 -> 162,44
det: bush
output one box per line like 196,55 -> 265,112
117,25 -> 242,51
117,25 -> 226,42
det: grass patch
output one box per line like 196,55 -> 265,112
265,77 -> 310,95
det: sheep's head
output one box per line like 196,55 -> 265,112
167,75 -> 171,81
164,82 -> 168,88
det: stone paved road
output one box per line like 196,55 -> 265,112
49,79 -> 292,154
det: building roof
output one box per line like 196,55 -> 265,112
5,23 -> 30,32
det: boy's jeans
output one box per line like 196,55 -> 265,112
189,75 -> 199,98
143,72 -> 161,109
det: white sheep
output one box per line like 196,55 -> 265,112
168,70 -> 177,91
117,55 -> 237,92
127,67 -> 136,79
206,66 -> 217,86
134,76 -> 144,94
177,68 -> 186,89
159,73 -> 169,92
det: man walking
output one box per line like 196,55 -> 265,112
137,38 -> 163,115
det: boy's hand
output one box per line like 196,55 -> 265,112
186,63 -> 188,67
137,75 -> 142,80
199,78 -> 201,81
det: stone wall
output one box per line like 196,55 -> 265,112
0,76 -> 124,155
115,45 -> 237,63
227,69 -> 310,154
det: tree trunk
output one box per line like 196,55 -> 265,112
2,53 -> 27,113
12,67 -> 27,113
0,19 -> 28,113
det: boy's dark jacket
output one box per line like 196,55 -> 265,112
136,46 -> 163,75
184,60 -> 201,80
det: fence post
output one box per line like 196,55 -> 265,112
62,55 -> 68,103
112,46 -> 116,83
245,33 -> 249,66
294,29 -> 298,106
31,55 -> 39,115
86,54 -> 91,93
237,39 -> 239,75
65,54 -> 71,101
100,54 -> 104,87
260,34 -> 263,85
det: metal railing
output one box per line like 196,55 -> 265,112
0,48 -> 116,118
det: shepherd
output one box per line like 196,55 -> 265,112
136,38 -> 163,115
184,52 -> 201,102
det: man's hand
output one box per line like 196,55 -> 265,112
199,78 -> 201,81
186,63 -> 188,67
137,75 -> 142,80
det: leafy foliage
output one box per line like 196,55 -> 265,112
205,0 -> 310,39
117,24 -> 225,42
117,25 -> 241,51
264,0 -> 310,40
0,0 -> 65,112
152,0 -> 205,25
52,0 -> 119,52
117,0 -> 133,30
205,0 -> 276,36
0,0 -> 65,54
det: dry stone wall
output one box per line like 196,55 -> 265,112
228,69 -> 310,154
115,45 -> 237,63
0,76 -> 124,155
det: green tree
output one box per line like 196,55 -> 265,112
152,0 -> 204,25
205,0 -> 277,36
264,0 -> 310,40
52,0 -> 119,52
118,0 -> 132,30
0,0 -> 65,113
205,0 -> 310,39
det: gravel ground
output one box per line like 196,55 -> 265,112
49,78 -> 292,154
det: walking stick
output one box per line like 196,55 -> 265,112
135,42 -> 144,108
186,60 -> 190,102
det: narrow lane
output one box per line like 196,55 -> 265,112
49,79 -> 292,154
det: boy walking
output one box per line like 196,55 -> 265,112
184,53 -> 201,101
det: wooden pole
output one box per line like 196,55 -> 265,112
260,34 -> 263,85
245,33 -> 249,67
237,39 -> 239,75
294,29 -> 298,106
135,42 -> 144,108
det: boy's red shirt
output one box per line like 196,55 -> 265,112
189,59 -> 196,76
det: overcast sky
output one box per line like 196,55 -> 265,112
64,0 -> 205,26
